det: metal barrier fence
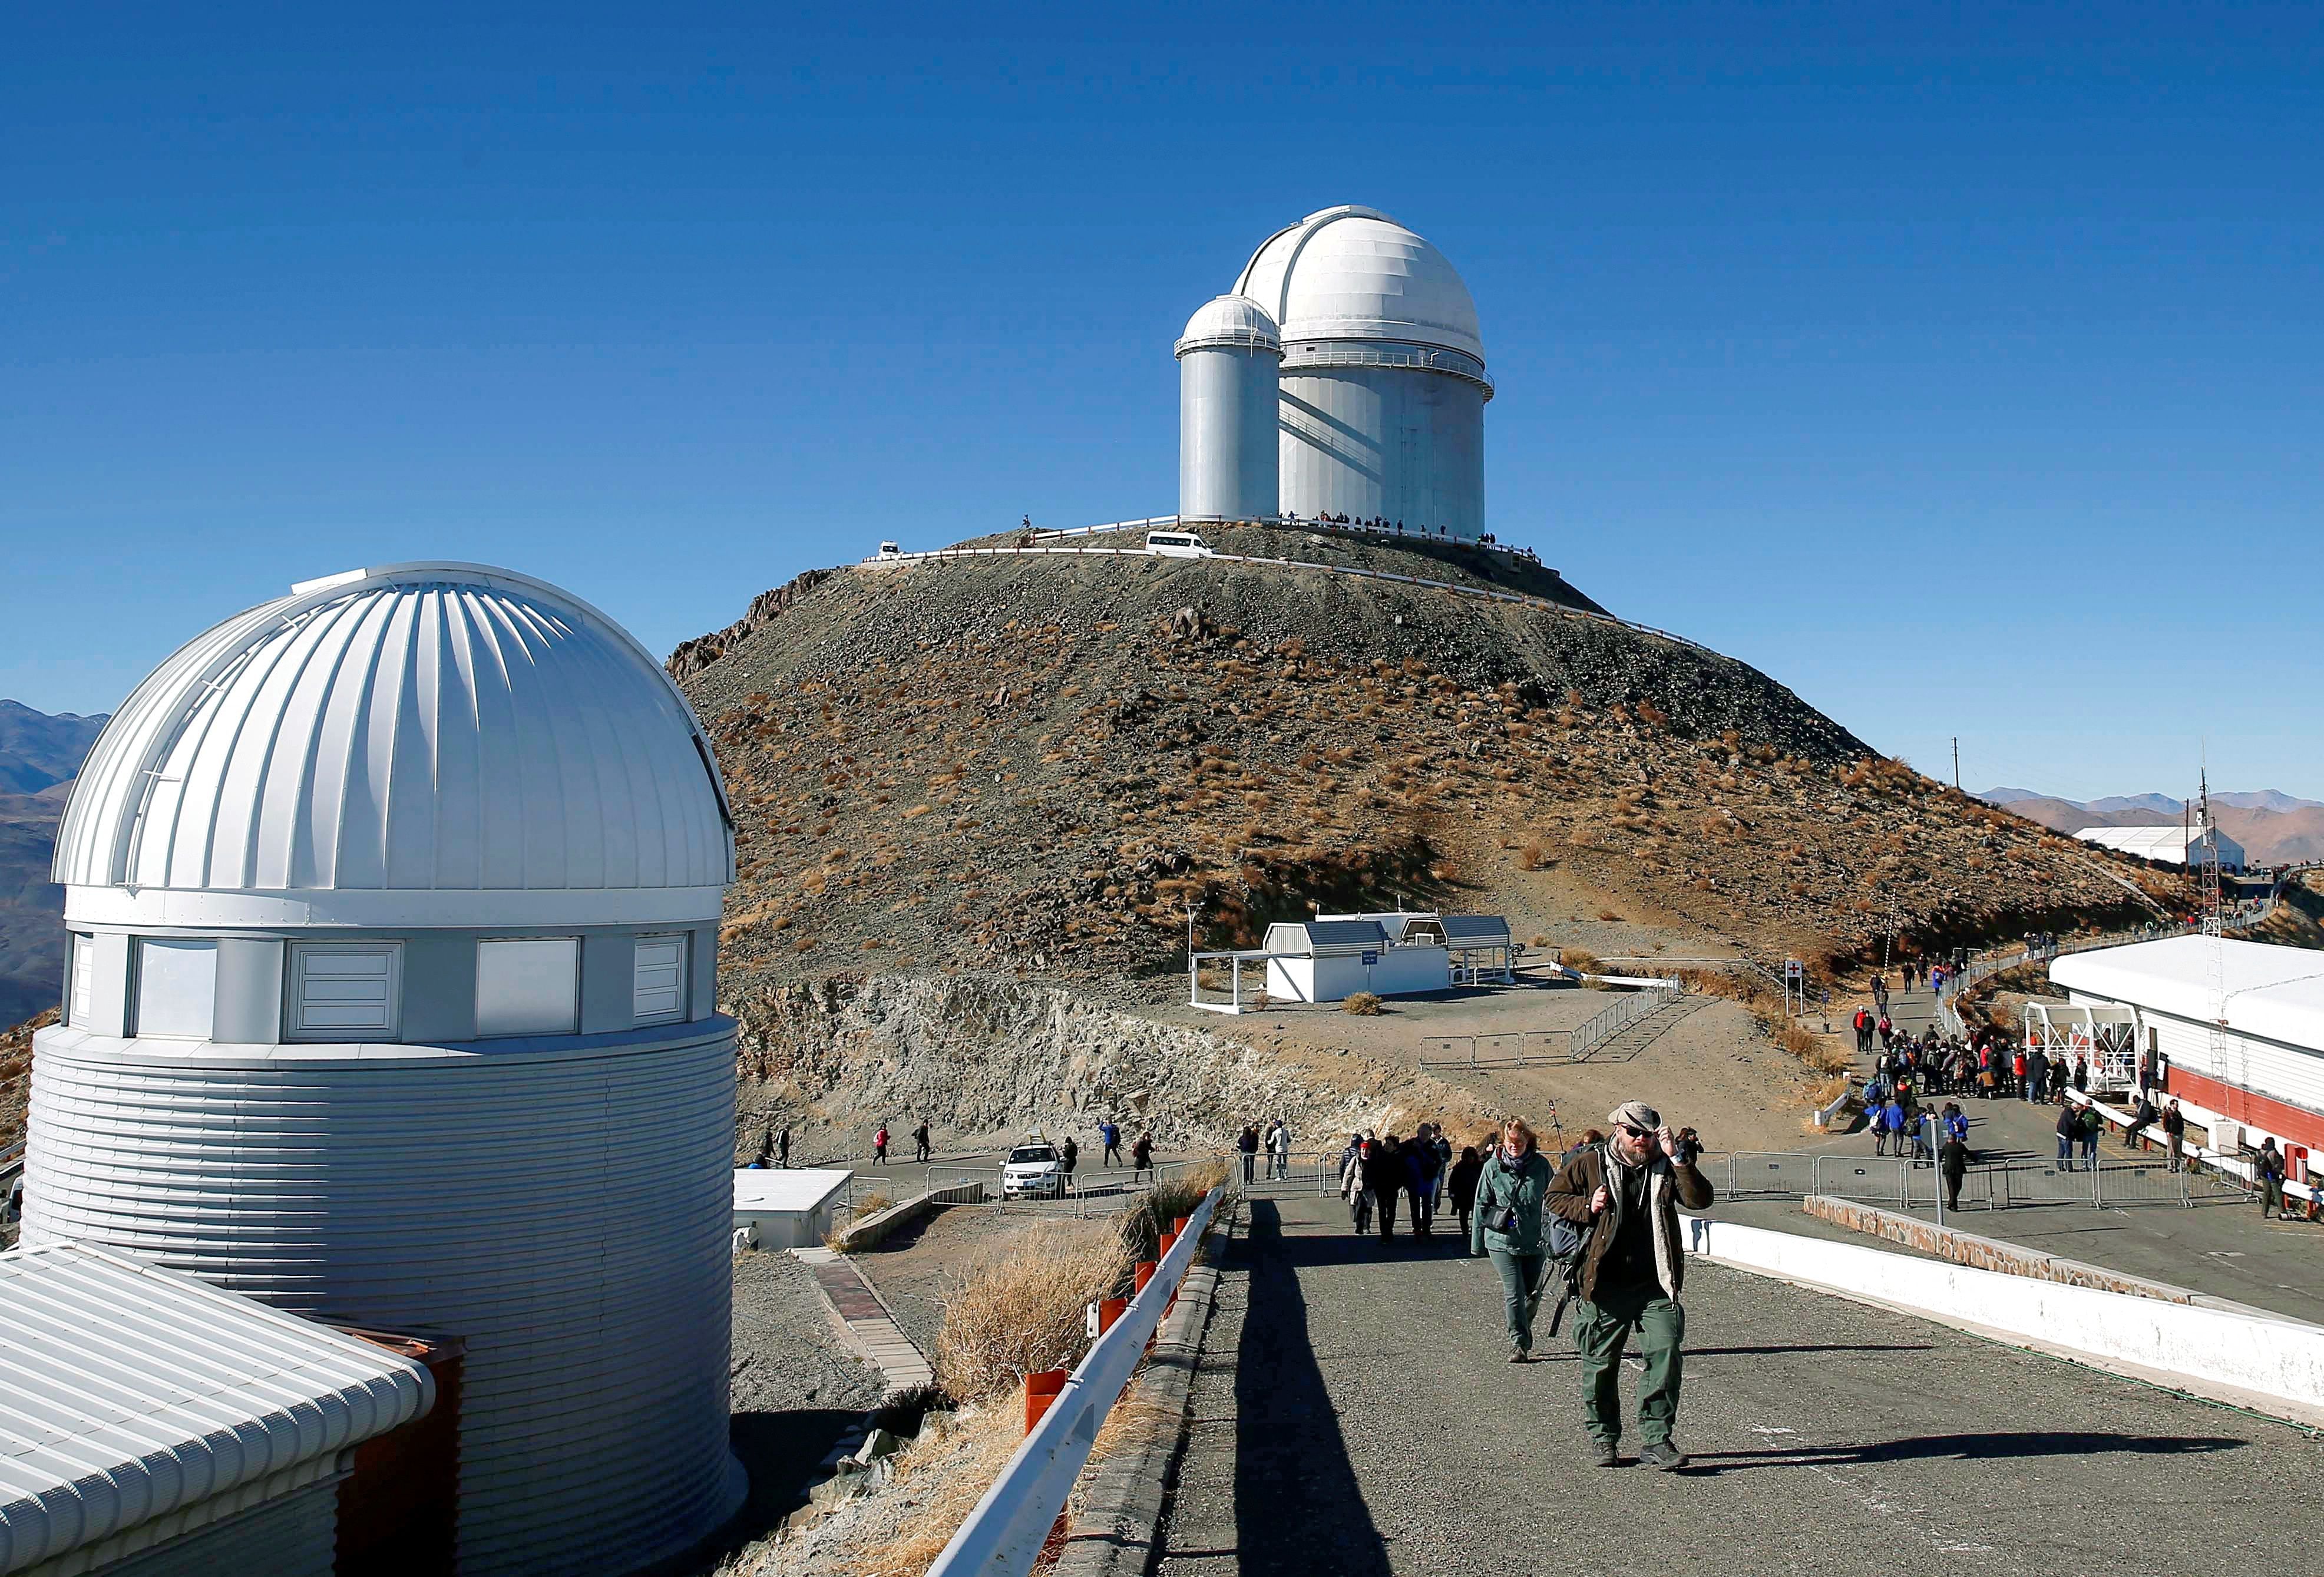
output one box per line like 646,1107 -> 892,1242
920,1159 -> 1212,1216
928,1187 -> 1224,1577
1418,982 -> 1684,1072
1701,1149 -> 2236,1211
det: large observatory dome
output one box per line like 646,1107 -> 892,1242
55,562 -> 733,930
1233,204 -> 1486,368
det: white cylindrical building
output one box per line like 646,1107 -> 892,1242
26,563 -> 746,1576
1175,293 -> 1282,522
1231,205 -> 1492,538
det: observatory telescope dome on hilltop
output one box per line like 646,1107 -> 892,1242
1178,205 -> 1492,538
27,563 -> 745,1576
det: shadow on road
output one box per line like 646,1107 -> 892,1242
1233,1199 -> 1391,1576
1683,1430 -> 2245,1474
1686,1343 -> 1936,1357
1224,1220 -> 1473,1273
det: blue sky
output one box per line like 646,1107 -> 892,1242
4,4 -> 2320,802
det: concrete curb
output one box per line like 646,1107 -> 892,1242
1048,1214 -> 1233,1577
832,1185 -> 964,1254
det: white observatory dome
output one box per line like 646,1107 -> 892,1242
1175,293 -> 1282,356
1234,204 -> 1486,366
55,562 -> 733,931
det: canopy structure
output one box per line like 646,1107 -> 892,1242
0,1241 -> 432,1577
2073,824 -> 2244,872
2022,1000 -> 2141,1089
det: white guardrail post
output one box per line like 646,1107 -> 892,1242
927,1185 -> 1224,1577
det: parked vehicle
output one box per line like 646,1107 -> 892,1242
1002,1137 -> 1067,1198
1143,530 -> 1211,559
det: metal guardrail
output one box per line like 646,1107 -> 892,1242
921,1159 -> 1210,1217
852,542 -> 1717,657
1703,1147 -> 2236,1211
1418,981 -> 1684,1071
927,1186 -> 1223,1577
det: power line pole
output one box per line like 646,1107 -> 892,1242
1951,737 -> 1960,792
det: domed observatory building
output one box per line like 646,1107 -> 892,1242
1175,293 -> 1283,522
1231,204 -> 1492,538
26,564 -> 745,1576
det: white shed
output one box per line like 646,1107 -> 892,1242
1261,919 -> 1449,1003
0,1241 -> 432,1577
733,1168 -> 855,1250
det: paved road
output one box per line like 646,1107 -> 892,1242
1152,1194 -> 2321,1577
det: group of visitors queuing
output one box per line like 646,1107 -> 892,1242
1336,1123 -> 1454,1238
746,1127 -> 795,1169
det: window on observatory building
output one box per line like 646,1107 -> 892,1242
475,937 -> 580,1037
133,938 -> 217,1040
68,934 -> 92,1025
289,943 -> 402,1040
632,934 -> 689,1024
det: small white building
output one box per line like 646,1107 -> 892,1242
2074,823 -> 2245,872
733,1168 -> 854,1250
0,1241 -> 433,1577
1261,918 -> 1448,1003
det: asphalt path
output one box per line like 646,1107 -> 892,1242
1153,1194 -> 2321,1577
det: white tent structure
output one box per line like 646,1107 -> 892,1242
2074,823 -> 2244,872
2051,934 -> 2324,1162
25,563 -> 746,1576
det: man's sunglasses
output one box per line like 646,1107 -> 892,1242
1619,1125 -> 1656,1139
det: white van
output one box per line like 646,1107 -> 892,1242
1144,530 -> 1211,559
875,541 -> 903,560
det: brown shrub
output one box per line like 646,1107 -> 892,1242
1516,839 -> 1546,871
933,1220 -> 1136,1403
1558,947 -> 1602,975
1342,991 -> 1384,1016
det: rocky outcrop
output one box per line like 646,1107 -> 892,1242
729,972 -> 1483,1154
666,567 -> 838,680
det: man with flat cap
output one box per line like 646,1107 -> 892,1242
1545,1099 -> 1715,1469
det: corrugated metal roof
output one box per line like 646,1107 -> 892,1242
0,1241 -> 431,1575
53,563 -> 733,929
2052,935 -> 2324,1053
1438,914 -> 1512,945
1262,920 -> 1389,956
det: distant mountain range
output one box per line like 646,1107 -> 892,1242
0,702 -> 110,1026
1977,786 -> 2324,865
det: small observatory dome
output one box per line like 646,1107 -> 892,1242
1228,206 -> 1492,538
55,561 -> 733,930
1175,295 -> 1283,522
29,563 -> 745,1576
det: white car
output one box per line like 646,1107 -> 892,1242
1143,530 -> 1211,559
1002,1140 -> 1066,1198
875,541 -> 903,560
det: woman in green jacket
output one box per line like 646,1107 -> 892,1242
1470,1117 -> 1556,1360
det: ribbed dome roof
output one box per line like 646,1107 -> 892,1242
1234,206 -> 1485,364
1175,294 -> 1282,357
56,563 -> 733,928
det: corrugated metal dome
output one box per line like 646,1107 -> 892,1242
55,563 -> 733,929
1175,293 -> 1282,357
1233,205 -> 1485,364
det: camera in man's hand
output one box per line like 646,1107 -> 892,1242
1670,1126 -> 1702,1167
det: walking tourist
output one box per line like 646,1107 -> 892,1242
1407,1125 -> 1443,1234
2024,1047 -> 2048,1104
2077,1105 -> 2102,1169
1546,1101 -> 1716,1470
1102,1118 -> 1122,1167
1448,1143 -> 1484,1242
1238,1124 -> 1260,1184
2054,1105 -> 2078,1170
2162,1101 -> 2186,1171
1470,1118 -> 1555,1362
2257,1138 -> 2287,1219
873,1123 -> 889,1165
1364,1134 -> 1407,1241
1061,1135 -> 1080,1189
1853,1006 -> 1875,1057
1340,1132 -> 1373,1234
1940,1129 -> 1969,1212
913,1120 -> 931,1163
1268,1118 -> 1292,1181
778,1126 -> 792,1168
1132,1129 -> 1154,1178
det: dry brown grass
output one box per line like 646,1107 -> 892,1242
933,1219 -> 1136,1404
1341,991 -> 1383,1016
813,1400 -> 1021,1577
1558,947 -> 1602,975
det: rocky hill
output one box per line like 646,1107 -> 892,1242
679,526 -> 2180,998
